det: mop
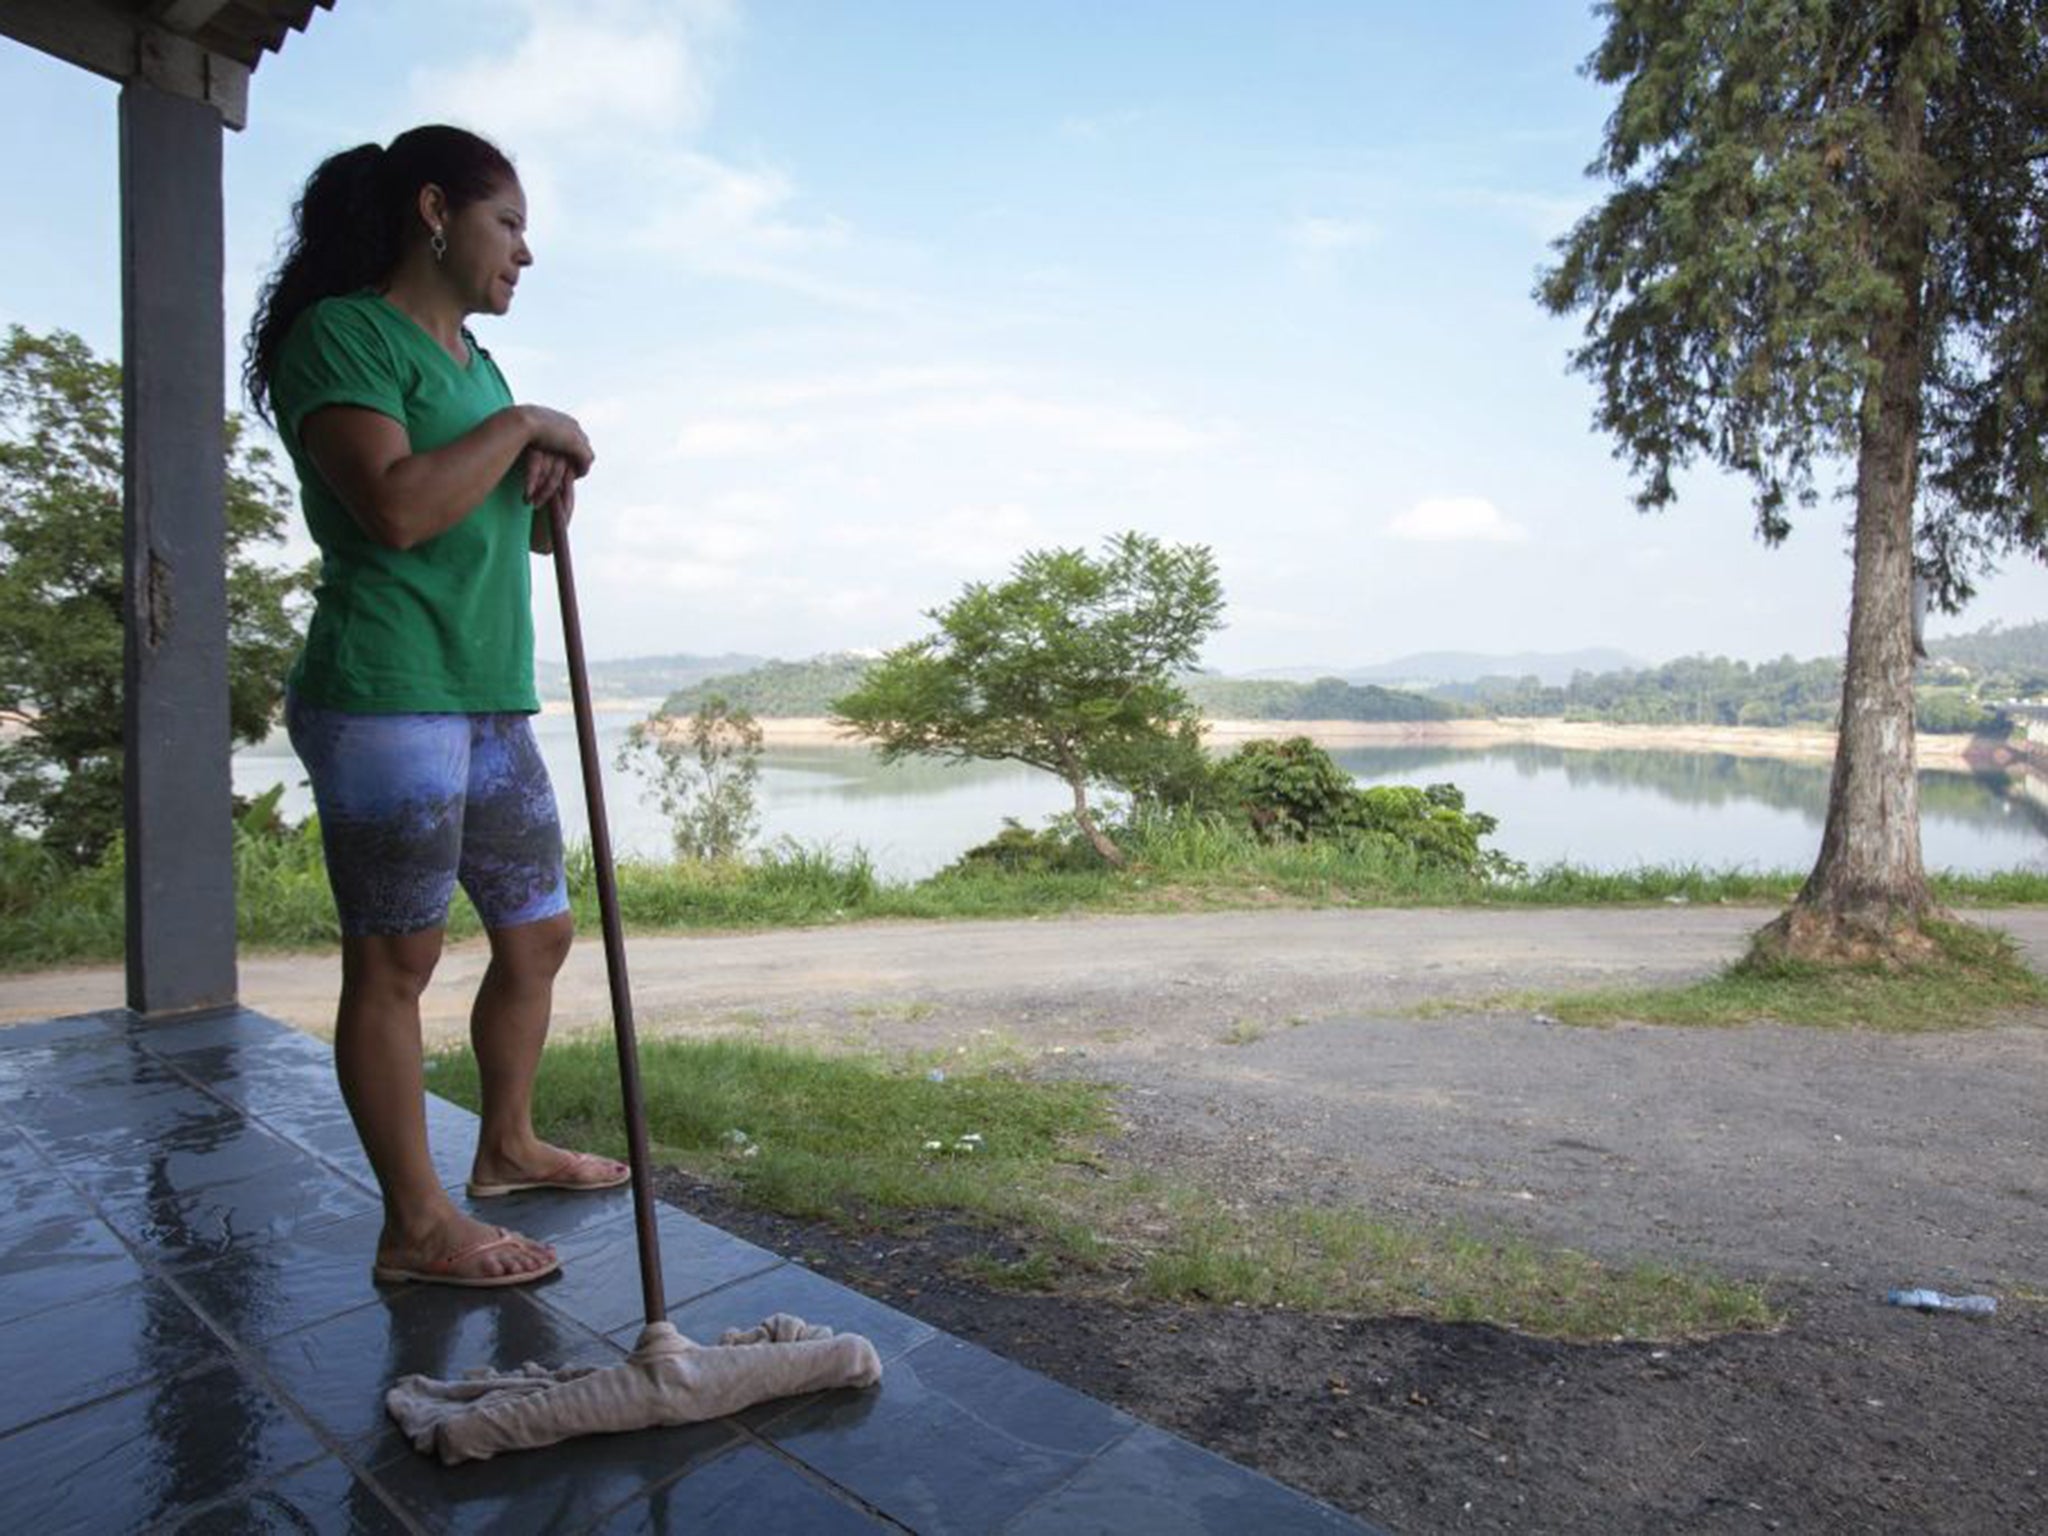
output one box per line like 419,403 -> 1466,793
386,505 -> 883,1465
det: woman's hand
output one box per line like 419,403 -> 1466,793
521,406 -> 595,478
526,450 -> 577,554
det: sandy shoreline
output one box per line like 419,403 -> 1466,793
704,713 -> 1982,768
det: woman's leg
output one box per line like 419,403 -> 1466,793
337,928 -> 555,1279
289,696 -> 554,1279
459,714 -> 627,1191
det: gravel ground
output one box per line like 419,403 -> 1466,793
9,905 -> 2047,1533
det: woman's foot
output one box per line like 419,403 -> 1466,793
373,1211 -> 558,1287
467,1140 -> 631,1198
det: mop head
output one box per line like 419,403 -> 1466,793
387,1314 -> 883,1465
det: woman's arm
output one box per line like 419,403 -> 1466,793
301,403 -> 592,551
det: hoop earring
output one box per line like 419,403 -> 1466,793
430,228 -> 448,263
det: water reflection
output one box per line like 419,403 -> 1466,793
237,723 -> 2048,880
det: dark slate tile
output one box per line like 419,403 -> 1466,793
1001,1423 -> 1380,1535
537,1212 -> 781,1337
130,1007 -> 321,1060
0,1274 -> 228,1437
0,1360 -> 325,1535
900,1334 -> 1139,1458
0,1126 -> 45,1176
760,1336 -> 1131,1536
0,1011 -> 123,1052
221,1074 -> 357,1136
0,1207 -> 144,1325
172,1455 -> 413,1535
421,1094 -> 496,1184
0,1164 -> 96,1238
457,1183 -> 637,1251
280,1111 -> 469,1201
593,1442 -> 887,1534
640,1260 -> 936,1364
15,1098 -> 246,1185
27,1097 -> 249,1170
40,1110 -> 304,1191
7,1032 -> 174,1091
169,1209 -> 388,1344
77,1156 -> 379,1267
263,1283 -> 618,1455
287,1114 -> 383,1191
10,1075 -> 214,1139
369,1403 -> 738,1536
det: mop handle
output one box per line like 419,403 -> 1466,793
549,503 -> 668,1327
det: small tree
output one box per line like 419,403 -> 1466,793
832,532 -> 1225,866
1539,2 -> 2048,962
0,327 -> 310,865
616,694 -> 764,862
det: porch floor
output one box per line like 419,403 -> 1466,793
0,1005 -> 1381,1534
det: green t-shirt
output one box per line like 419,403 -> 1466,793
271,292 -> 537,713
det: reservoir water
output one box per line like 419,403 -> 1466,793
233,713 -> 2048,883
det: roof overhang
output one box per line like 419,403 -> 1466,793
0,0 -> 333,129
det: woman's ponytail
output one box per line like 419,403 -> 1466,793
244,126 -> 514,422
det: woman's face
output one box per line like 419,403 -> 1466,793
441,178 -> 532,317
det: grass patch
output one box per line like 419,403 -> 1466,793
1138,1201 -> 1773,1340
5,810 -> 2045,973
1218,1019 -> 1267,1046
426,1034 -> 1115,1235
429,1034 -> 1778,1342
1524,919 -> 2048,1031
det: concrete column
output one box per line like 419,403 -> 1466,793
119,79 -> 236,1015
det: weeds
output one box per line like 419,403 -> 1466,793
430,1035 -> 1779,1342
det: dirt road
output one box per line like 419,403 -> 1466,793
10,906 -> 2046,1290
10,907 -> 2047,1532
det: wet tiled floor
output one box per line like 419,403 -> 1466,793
0,1006 -> 1384,1534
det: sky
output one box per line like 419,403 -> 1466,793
3,0 -> 2043,674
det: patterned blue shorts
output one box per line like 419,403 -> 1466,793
285,694 -> 570,938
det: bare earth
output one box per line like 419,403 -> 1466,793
8,907 -> 2046,1533
740,715 -> 1984,767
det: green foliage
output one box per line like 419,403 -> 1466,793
1213,736 -> 1363,839
1538,2 -> 2048,600
615,695 -> 765,862
0,326 -> 312,864
661,654 -> 873,718
1205,737 -> 1520,879
1914,686 -> 1995,735
1438,653 -> 1849,727
833,532 -> 1225,864
1182,675 -> 1462,722
949,818 -> 1102,876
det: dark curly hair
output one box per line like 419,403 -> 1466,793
243,125 -> 516,421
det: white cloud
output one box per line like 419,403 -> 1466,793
826,504 -> 1044,572
1286,216 -> 1377,259
428,0 -> 731,143
885,392 -> 1211,456
720,366 -> 998,411
674,416 -> 812,458
610,502 -> 775,563
1386,497 -> 1528,543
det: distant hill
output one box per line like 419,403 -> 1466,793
1925,621 -> 2048,688
1183,675 -> 1463,723
662,654 -> 876,717
535,652 -> 767,704
1241,648 -> 1641,688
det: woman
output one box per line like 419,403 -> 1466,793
247,125 -> 626,1287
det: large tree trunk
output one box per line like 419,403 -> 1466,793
1764,35 -> 1939,965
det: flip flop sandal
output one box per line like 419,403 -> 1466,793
372,1227 -> 560,1288
467,1149 -> 632,1199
